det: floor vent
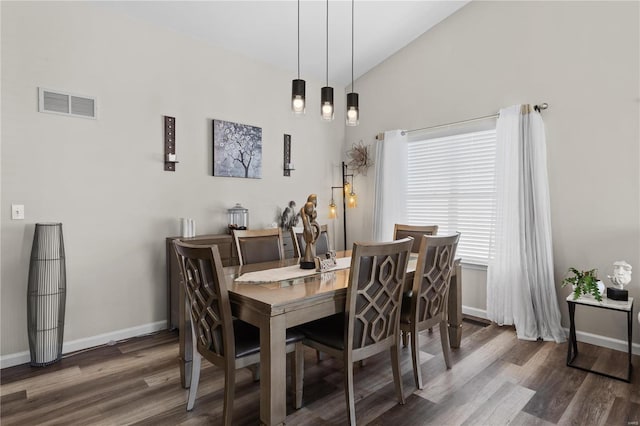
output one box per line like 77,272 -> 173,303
39,88 -> 97,119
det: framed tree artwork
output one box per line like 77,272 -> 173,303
213,119 -> 262,178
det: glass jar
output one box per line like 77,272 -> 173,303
228,203 -> 248,231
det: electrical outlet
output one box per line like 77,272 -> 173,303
11,204 -> 24,220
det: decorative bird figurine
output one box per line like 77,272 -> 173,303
280,200 -> 299,230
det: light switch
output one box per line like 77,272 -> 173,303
11,204 -> 24,220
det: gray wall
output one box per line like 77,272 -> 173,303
1,2 -> 346,362
345,1 -> 640,346
2,1 -> 638,364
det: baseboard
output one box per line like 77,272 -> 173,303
0,321 -> 167,369
565,327 -> 640,356
3,312 -> 638,368
462,305 -> 488,320
460,305 -> 639,355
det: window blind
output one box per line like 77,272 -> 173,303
407,129 -> 497,265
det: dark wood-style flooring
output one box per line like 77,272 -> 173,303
2,319 -> 638,425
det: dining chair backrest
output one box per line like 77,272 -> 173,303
400,232 -> 459,390
292,224 -> 330,258
393,224 -> 438,253
346,237 -> 413,356
173,241 -> 233,361
173,239 -> 305,422
411,233 -> 460,324
298,237 -> 413,425
233,228 -> 285,265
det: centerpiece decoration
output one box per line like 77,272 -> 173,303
299,194 -> 320,269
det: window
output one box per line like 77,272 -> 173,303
406,128 -> 497,265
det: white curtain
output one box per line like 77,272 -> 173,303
487,105 -> 565,343
373,130 -> 408,242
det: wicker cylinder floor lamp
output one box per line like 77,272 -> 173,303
27,223 -> 66,366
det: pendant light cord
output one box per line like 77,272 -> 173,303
351,0 -> 354,92
326,0 -> 329,87
297,0 -> 300,79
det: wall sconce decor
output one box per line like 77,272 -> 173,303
328,162 -> 357,249
346,140 -> 372,175
283,134 -> 295,176
164,116 -> 178,171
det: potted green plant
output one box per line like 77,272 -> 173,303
561,267 -> 603,301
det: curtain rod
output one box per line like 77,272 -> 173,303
375,103 -> 548,140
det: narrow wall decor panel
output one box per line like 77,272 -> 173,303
164,116 -> 178,171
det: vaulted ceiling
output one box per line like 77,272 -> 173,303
100,1 -> 469,86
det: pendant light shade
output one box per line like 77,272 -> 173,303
321,86 -> 334,121
321,0 -> 334,121
346,92 -> 359,126
291,0 -> 305,114
343,181 -> 351,196
346,0 -> 359,126
328,199 -> 337,219
292,79 -> 305,114
347,190 -> 358,208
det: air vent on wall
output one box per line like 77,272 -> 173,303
38,87 -> 97,119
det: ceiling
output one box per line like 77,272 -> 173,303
100,1 -> 469,87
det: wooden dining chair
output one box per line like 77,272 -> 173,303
393,223 -> 438,253
173,241 -> 304,425
291,224 -> 331,258
393,224 -> 440,345
300,237 -> 414,425
400,233 -> 460,390
233,228 -> 285,265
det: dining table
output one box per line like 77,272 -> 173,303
177,251 -> 462,426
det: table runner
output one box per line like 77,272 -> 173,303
235,257 -> 352,283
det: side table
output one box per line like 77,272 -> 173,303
566,295 -> 634,382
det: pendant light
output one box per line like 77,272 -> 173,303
346,0 -> 359,126
321,0 -> 334,121
328,198 -> 337,219
347,190 -> 358,208
291,0 -> 305,114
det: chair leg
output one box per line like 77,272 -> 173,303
402,330 -> 409,347
293,342 -> 304,409
186,324 -> 201,411
344,361 -> 357,425
186,351 -> 201,411
390,343 -> 405,405
439,320 -> 452,369
222,363 -> 236,426
410,324 -> 423,390
249,364 -> 260,382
